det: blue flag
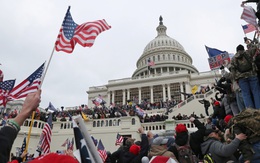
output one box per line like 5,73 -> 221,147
73,122 -> 92,163
205,45 -> 226,57
47,102 -> 57,113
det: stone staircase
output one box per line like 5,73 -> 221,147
168,89 -> 217,118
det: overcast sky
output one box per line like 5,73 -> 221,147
0,1 -> 257,109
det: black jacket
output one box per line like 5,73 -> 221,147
122,134 -> 149,163
169,119 -> 206,160
0,126 -> 19,163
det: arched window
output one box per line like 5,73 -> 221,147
109,120 -> 112,126
60,123 -> 63,129
97,121 -> 100,127
93,121 -> 96,127
101,120 -> 104,127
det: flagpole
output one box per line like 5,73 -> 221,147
74,116 -> 103,163
40,46 -> 55,87
23,111 -> 36,162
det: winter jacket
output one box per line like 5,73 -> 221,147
201,137 -> 241,163
212,105 -> 226,120
0,125 -> 20,163
121,134 -> 149,163
169,120 -> 206,160
230,44 -> 258,81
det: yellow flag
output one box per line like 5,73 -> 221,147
191,85 -> 198,94
81,112 -> 89,121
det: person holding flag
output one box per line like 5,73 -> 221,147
0,89 -> 41,163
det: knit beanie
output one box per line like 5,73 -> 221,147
129,144 -> 141,155
224,115 -> 233,124
214,101 -> 220,106
175,124 -> 188,133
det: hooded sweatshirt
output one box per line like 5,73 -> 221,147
201,137 -> 241,163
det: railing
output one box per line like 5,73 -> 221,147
173,89 -> 216,109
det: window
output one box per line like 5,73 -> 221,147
132,118 -> 136,125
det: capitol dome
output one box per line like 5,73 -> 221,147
132,16 -> 198,78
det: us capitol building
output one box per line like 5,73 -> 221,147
87,16 -> 218,107
5,16 -> 221,155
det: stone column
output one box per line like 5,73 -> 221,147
112,91 -> 115,104
107,91 -> 111,105
167,84 -> 171,101
180,83 -> 184,101
150,86 -> 154,103
138,87 -> 142,104
127,89 -> 130,101
185,82 -> 191,94
122,89 -> 126,105
162,84 -> 166,102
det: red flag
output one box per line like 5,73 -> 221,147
55,6 -> 111,53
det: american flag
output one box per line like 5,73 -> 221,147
68,138 -> 74,150
40,114 -> 52,154
241,5 -> 258,27
61,138 -> 68,147
0,69 -> 3,82
91,135 -> 98,147
148,58 -> 155,66
242,24 -> 256,34
55,6 -> 111,53
9,63 -> 45,100
19,137 -> 27,157
115,133 -> 123,146
92,99 -> 100,106
0,79 -> 15,106
97,139 -> 107,162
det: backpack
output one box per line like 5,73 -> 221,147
203,141 -> 215,163
235,53 -> 253,73
232,108 -> 260,136
205,100 -> 210,108
175,144 -> 196,163
203,152 -> 214,163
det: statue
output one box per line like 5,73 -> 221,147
159,16 -> 163,25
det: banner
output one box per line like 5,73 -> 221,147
208,53 -> 230,70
